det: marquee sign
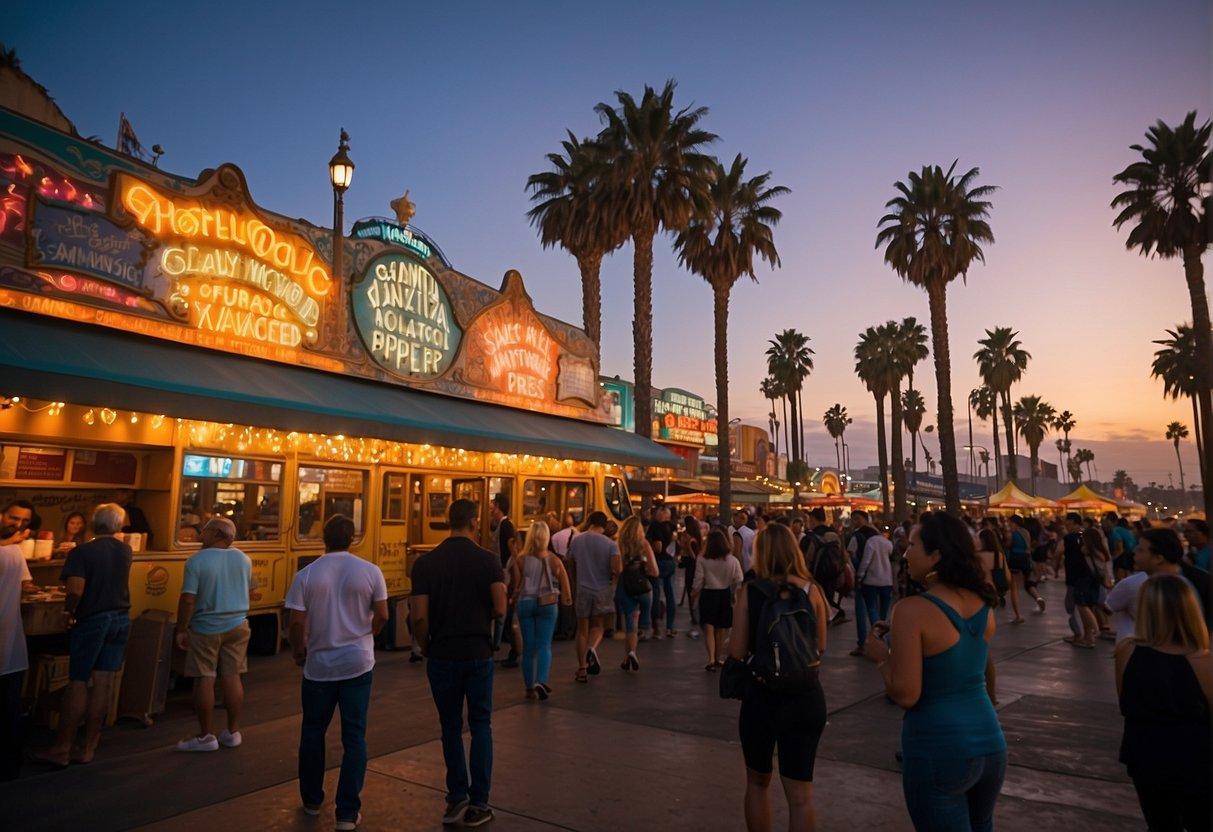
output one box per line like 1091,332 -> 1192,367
0,109 -> 607,423
653,388 -> 718,448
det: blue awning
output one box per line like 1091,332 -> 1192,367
0,310 -> 679,467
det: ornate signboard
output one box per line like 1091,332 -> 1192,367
653,388 -> 718,447
0,108 -> 607,423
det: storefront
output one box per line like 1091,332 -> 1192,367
0,105 -> 677,650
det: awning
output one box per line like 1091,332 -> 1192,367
0,311 -> 680,468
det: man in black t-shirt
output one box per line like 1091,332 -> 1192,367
490,494 -> 521,667
645,507 -> 677,636
410,499 -> 506,827
1060,512 -> 1092,642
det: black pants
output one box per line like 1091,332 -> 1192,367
1133,777 -> 1211,832
1,670 -> 24,781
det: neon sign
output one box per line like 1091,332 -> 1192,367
350,218 -> 434,261
475,304 -> 557,400
352,252 -> 460,378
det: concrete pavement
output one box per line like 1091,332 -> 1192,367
1,576 -> 1141,831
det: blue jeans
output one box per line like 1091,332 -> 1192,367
427,658 -> 494,808
616,585 -> 652,633
516,598 -> 558,689
902,751 -> 1007,831
649,557 -> 677,630
299,670 -> 373,821
855,584 -> 893,646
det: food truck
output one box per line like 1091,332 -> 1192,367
0,105 -> 676,651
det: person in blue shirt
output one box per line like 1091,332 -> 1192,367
174,517 -> 260,752
1102,512 -> 1137,580
1184,519 -> 1210,571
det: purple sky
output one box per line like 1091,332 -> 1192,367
9,0 -> 1209,486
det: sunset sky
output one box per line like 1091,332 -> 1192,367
9,0 -> 1208,484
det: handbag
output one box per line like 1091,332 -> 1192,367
538,556 -> 561,606
719,656 -> 751,700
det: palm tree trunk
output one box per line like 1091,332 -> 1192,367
835,437 -> 842,473
925,281 -> 961,514
1058,445 -> 1065,485
632,228 -> 655,443
1029,444 -> 1038,495
577,252 -> 604,348
781,396 -> 790,471
910,428 -> 918,509
991,405 -> 1002,489
875,393 -> 889,517
1193,397 -> 1206,501
712,283 -> 732,522
1001,392 -> 1017,485
788,389 -> 801,471
891,381 -> 907,520
1173,439 -> 1187,498
1183,246 -> 1213,520
966,400 -> 974,479
1064,429 -> 1073,484
797,387 -> 806,471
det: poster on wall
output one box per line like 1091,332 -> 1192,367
14,447 -> 68,481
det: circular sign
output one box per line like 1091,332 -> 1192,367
352,252 -> 462,379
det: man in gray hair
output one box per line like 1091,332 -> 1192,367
175,516 -> 260,752
35,502 -> 131,768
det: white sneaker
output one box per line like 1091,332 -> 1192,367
175,734 -> 219,752
335,812 -> 362,830
218,730 -> 242,748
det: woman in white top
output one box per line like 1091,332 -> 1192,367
509,521 -> 572,700
692,529 -> 744,670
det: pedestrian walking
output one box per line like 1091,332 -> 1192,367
848,511 -> 894,657
1060,513 -> 1101,648
732,508 -> 757,577
616,515 -> 659,671
34,503 -> 131,768
646,506 -> 678,638
569,511 -> 621,683
802,508 -> 846,624
490,493 -> 522,669
677,515 -> 703,632
510,520 -> 572,700
691,529 -> 743,669
287,515 -> 389,831
1005,514 -> 1044,623
863,511 -> 1006,832
728,523 -> 829,832
410,499 -> 506,828
0,522 -> 33,780
174,517 -> 260,752
1115,574 -> 1211,832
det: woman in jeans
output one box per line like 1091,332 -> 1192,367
730,523 -> 829,832
509,521 -> 572,700
677,515 -> 703,629
863,511 -> 1006,832
1116,574 -> 1211,831
691,529 -> 743,669
614,516 -> 658,671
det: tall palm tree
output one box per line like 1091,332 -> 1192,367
1075,448 -> 1096,482
875,321 -> 910,520
878,162 -> 996,514
1068,457 -> 1085,484
1113,112 -> 1212,520
1052,410 -> 1077,484
595,81 -> 717,442
823,404 -> 852,479
759,376 -> 782,458
1152,324 -> 1207,493
766,329 -> 814,490
968,386 -> 999,489
1012,395 -> 1056,495
674,154 -> 788,520
897,318 -> 929,467
1054,438 -> 1068,484
975,327 -> 1030,485
1165,421 -> 1189,501
856,327 -> 892,517
526,133 -> 626,347
902,388 -> 926,508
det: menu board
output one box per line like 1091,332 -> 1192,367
71,449 -> 138,484
15,447 -> 68,481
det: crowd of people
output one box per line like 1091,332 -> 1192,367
2,492 -> 1210,831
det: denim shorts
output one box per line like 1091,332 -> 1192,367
615,586 -> 652,632
69,609 -> 131,682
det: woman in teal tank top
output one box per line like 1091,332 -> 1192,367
863,512 -> 1007,831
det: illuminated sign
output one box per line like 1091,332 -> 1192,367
350,218 -> 448,265
28,198 -> 151,290
352,252 -> 460,379
653,388 -> 718,448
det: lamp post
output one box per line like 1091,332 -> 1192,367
965,444 -> 991,505
328,129 -> 355,348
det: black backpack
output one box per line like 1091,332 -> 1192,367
808,532 -> 842,583
750,579 -> 821,694
621,555 -> 651,598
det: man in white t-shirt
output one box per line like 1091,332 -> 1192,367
286,515 -> 389,831
847,511 -> 894,656
731,510 -> 756,575
550,512 -> 578,558
0,525 -> 34,780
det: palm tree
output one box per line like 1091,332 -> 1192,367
875,321 -> 909,520
674,154 -> 788,520
759,377 -> 782,458
856,327 -> 892,517
766,329 -> 815,492
1152,324 -> 1207,494
902,388 -> 926,508
595,81 -> 717,442
975,327 -> 1030,485
1068,457 -> 1085,484
968,386 -> 999,488
1113,112 -> 1212,520
1052,410 -> 1077,484
526,133 -> 626,347
1075,448 -> 1096,482
1165,421 -> 1190,502
823,404 -> 852,479
978,447 -> 991,488
1012,395 -> 1056,495
878,162 -> 996,514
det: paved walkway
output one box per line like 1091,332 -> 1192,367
2,577 -> 1140,831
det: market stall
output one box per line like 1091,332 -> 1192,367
1058,484 -> 1120,516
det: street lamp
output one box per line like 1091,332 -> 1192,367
328,127 -> 354,280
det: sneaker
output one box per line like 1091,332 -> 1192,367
500,657 -> 519,669
848,646 -> 865,657
1036,597 -> 1046,613
442,798 -> 469,825
302,804 -> 321,816
335,812 -> 362,831
409,652 -> 424,663
218,730 -> 242,748
463,806 -> 494,827
667,630 -> 677,638
688,630 -> 701,640
175,734 -> 219,752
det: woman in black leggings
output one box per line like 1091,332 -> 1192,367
730,523 -> 830,832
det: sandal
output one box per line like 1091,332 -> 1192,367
705,662 -> 717,672
574,669 -> 588,683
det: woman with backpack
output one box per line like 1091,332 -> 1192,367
614,516 -> 659,672
510,520 -> 573,700
728,523 -> 829,832
862,511 -> 1006,832
692,529 -> 744,670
